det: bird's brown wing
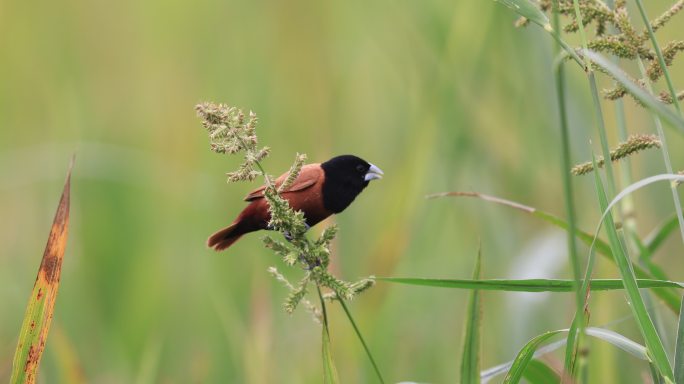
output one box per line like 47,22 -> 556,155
244,164 -> 322,201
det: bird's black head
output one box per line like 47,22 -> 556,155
320,155 -> 383,213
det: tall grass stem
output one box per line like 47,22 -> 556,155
551,0 -> 584,378
337,298 -> 385,384
636,57 -> 684,245
634,0 -> 683,114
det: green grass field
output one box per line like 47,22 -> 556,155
1,0 -> 684,382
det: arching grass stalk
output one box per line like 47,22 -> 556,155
590,154 -> 675,381
633,24 -> 684,245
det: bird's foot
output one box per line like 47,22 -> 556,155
282,223 -> 310,242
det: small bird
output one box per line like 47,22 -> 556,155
208,155 -> 384,251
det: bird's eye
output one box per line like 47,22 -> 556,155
356,164 -> 366,172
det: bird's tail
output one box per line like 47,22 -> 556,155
207,222 -> 245,251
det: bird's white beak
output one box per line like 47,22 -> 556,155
364,163 -> 384,181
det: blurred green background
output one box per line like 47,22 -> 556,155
1,0 -> 683,382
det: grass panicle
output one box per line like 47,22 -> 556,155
513,0 -> 684,107
571,134 -> 661,175
278,153 -> 307,193
195,102 -> 270,183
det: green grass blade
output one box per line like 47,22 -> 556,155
322,325 -> 339,384
428,191 -> 682,312
503,330 -> 565,384
461,249 -> 482,384
318,286 -> 339,384
377,277 -> 684,292
502,327 -> 649,384
591,158 -> 674,381
650,363 -> 666,384
550,4 -> 583,375
483,326 -> 649,383
522,360 -> 560,384
585,50 -> 684,134
675,296 -> 684,384
645,214 -> 679,256
338,298 -> 385,384
632,232 -> 669,280
481,339 -> 566,382
11,159 -> 73,384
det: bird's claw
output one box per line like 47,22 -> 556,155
282,223 -> 310,242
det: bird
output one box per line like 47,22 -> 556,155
207,155 -> 384,251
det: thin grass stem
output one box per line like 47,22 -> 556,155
337,298 -> 385,384
571,1 -> 617,197
551,1 -> 584,379
634,0 -> 682,114
592,154 -> 674,381
636,57 -> 684,246
317,285 -> 330,336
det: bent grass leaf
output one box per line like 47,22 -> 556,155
428,191 -> 681,312
596,174 -> 684,230
522,360 -> 560,384
503,330 -> 565,384
645,214 -> 679,256
377,277 -> 684,292
501,327 -> 649,384
584,328 -> 648,360
11,159 -> 73,384
481,339 -> 566,383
